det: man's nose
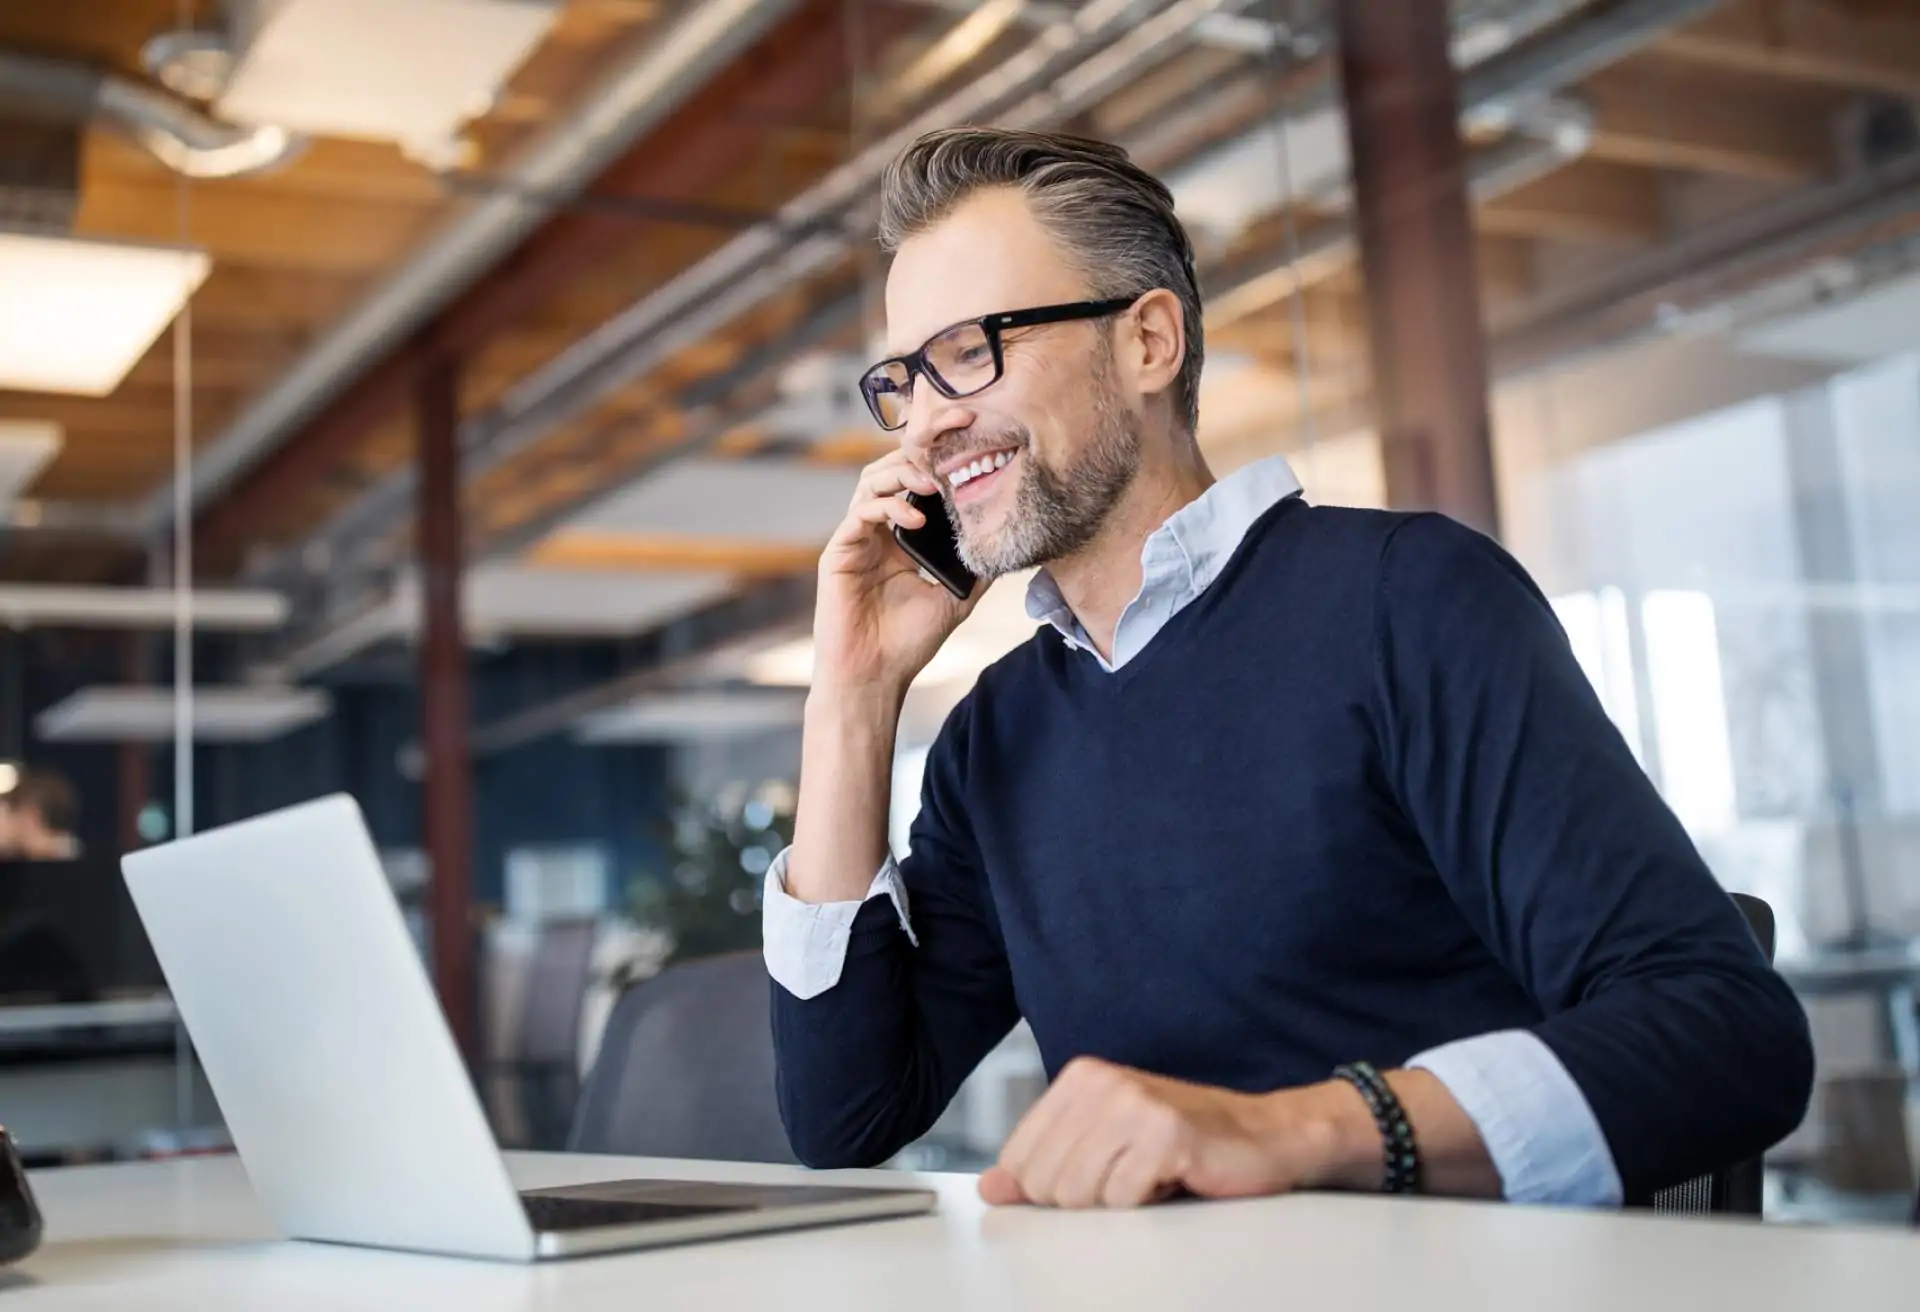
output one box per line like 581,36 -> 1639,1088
900,383 -> 972,465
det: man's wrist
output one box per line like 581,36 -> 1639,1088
1258,1078 -> 1387,1193
806,681 -> 908,731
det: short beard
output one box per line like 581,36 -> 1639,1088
949,358 -> 1142,580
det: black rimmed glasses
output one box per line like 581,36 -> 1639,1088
857,296 -> 1139,431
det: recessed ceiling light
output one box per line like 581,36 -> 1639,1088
35,686 -> 331,743
0,234 -> 210,396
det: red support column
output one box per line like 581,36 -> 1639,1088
417,351 -> 477,1060
1335,0 -> 1501,536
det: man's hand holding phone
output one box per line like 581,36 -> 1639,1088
783,452 -> 981,907
814,451 -> 981,702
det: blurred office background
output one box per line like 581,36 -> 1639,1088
1,0 -> 1917,1224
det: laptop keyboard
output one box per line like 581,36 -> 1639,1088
520,1192 -> 748,1233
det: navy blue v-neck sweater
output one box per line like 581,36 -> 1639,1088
771,498 -> 1813,1199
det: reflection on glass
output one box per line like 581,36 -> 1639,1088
1642,590 -> 1738,839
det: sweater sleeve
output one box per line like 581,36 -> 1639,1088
1371,513 -> 1814,1199
770,697 -> 1021,1168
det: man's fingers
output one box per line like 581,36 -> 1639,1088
853,453 -> 940,506
999,1059 -> 1135,1207
1005,1110 -> 1100,1207
1052,1130 -> 1129,1210
852,497 -> 925,529
1100,1142 -> 1176,1209
977,1165 -> 1029,1207
996,1062 -> 1091,1192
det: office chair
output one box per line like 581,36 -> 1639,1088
568,949 -> 797,1164
1642,892 -> 1776,1217
502,918 -> 599,1150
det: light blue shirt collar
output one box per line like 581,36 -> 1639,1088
1024,454 -> 1305,671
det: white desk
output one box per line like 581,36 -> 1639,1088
9,1153 -> 1920,1310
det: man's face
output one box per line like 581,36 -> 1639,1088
884,188 -> 1142,579
0,801 -> 15,856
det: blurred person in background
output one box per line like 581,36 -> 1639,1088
0,768 -> 81,862
764,127 -> 1813,1212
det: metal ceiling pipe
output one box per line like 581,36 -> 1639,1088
1205,110 -> 1591,325
0,49 -> 298,179
284,0 -> 1244,567
139,0 -> 806,536
1494,146 -> 1920,379
1457,0 -> 1717,121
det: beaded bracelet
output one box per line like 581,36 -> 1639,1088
1332,1061 -> 1422,1195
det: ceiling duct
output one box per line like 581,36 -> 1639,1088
0,49 -> 301,181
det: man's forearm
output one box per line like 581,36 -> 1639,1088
1285,1069 -> 1502,1198
785,686 -> 904,905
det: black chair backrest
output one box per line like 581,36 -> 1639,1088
1644,892 -> 1776,1218
1731,892 -> 1775,964
568,950 -> 796,1164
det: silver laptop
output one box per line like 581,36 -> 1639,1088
121,794 -> 934,1262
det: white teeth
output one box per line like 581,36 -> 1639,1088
950,451 -> 1013,488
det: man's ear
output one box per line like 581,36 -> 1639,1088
1120,288 -> 1186,402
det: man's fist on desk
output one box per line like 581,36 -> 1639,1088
977,1056 -> 1389,1210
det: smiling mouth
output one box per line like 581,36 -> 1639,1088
946,449 -> 1017,500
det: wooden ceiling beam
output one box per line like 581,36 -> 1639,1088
1654,0 -> 1920,100
526,530 -> 820,576
1210,286 -> 1372,370
85,134 -> 447,208
1477,159 -> 1667,245
184,267 -> 376,332
0,393 -> 175,439
1581,62 -> 1839,184
76,180 -> 438,275
0,0 -> 221,76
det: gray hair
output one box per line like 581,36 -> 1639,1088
877,127 -> 1204,435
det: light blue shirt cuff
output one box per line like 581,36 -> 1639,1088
1408,1030 -> 1623,1206
761,847 -> 914,1001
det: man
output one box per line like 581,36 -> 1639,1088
763,128 -> 1812,1209
0,768 -> 81,861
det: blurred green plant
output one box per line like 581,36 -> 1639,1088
631,777 -> 796,966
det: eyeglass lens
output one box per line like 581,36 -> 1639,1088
865,320 -> 998,429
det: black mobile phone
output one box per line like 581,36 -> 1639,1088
893,491 -> 977,600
